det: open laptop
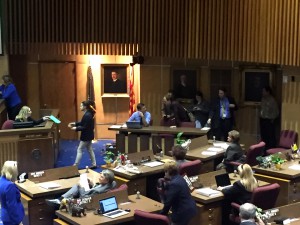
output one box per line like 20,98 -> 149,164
126,121 -> 143,129
99,196 -> 129,219
215,173 -> 232,188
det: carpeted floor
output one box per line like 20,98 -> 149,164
0,139 -> 115,224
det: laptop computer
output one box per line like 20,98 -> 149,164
215,173 -> 232,188
126,121 -> 143,129
99,196 -> 129,219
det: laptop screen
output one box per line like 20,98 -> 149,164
215,173 -> 231,187
126,121 -> 142,129
99,196 -> 118,214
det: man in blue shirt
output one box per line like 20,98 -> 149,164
128,103 -> 151,126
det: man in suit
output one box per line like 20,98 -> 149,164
106,71 -> 127,93
239,203 -> 264,225
207,87 -> 238,141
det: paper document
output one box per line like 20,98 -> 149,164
195,187 -> 221,197
213,142 -> 229,149
289,165 -> 300,170
110,125 -> 122,129
143,161 -> 164,167
201,127 -> 210,131
39,182 -> 61,190
207,147 -> 224,152
80,173 -> 90,191
202,151 -> 217,156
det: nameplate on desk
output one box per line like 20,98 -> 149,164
195,188 -> 221,197
30,171 -> 45,178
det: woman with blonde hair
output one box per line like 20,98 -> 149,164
217,164 -> 258,224
15,106 -> 49,125
0,161 -> 25,225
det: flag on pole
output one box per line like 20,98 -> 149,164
129,64 -> 135,116
86,66 -> 95,102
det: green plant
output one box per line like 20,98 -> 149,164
175,132 -> 186,145
103,150 -> 115,163
271,153 -> 286,164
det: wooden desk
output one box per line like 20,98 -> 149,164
253,160 -> 300,206
16,166 -> 97,225
0,108 -> 60,173
108,125 -> 209,155
55,195 -> 163,225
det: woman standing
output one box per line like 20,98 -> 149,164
192,91 -> 210,128
0,75 -> 22,120
68,100 -> 97,169
0,161 -> 25,225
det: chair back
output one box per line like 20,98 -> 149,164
179,159 -> 202,177
251,183 -> 280,210
278,130 -> 298,149
246,141 -> 265,166
179,121 -> 195,128
107,184 -> 128,193
134,209 -> 170,225
1,120 -> 14,130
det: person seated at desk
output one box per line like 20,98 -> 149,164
46,170 -> 116,208
128,102 -> 151,127
216,130 -> 245,172
217,164 -> 258,225
239,203 -> 264,225
172,144 -> 189,166
0,161 -> 25,225
160,161 -> 197,225
15,105 -> 49,125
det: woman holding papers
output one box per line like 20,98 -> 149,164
217,164 -> 258,224
15,105 -> 49,125
160,161 -> 197,225
216,130 -> 245,172
0,161 -> 25,225
68,100 -> 97,169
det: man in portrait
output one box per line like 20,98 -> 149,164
105,71 -> 127,93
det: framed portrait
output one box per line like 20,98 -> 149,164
101,64 -> 129,97
171,68 -> 197,100
242,69 -> 272,105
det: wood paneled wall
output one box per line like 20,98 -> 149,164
4,0 -> 300,66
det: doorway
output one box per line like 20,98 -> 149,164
39,62 -> 77,140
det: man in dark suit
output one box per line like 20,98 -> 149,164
106,71 -> 126,93
207,87 -> 238,141
160,161 -> 197,225
239,203 -> 264,225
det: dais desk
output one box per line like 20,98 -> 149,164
108,125 -> 209,154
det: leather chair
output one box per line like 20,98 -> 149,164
179,159 -> 202,177
179,121 -> 196,128
1,120 -> 14,129
228,141 -> 265,168
134,209 -> 170,225
267,130 -> 298,155
107,184 -> 128,193
229,183 -> 280,224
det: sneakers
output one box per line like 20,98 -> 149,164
45,199 -> 61,210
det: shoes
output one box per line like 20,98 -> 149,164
89,165 -> 97,169
45,199 -> 61,210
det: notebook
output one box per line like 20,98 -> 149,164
215,173 -> 232,188
126,121 -> 143,129
99,196 -> 129,219
49,115 -> 61,124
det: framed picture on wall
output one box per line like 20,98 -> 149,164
101,64 -> 129,97
242,69 -> 272,104
171,68 -> 197,100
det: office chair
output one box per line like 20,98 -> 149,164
179,159 -> 202,177
1,120 -> 14,130
229,183 -> 280,224
267,130 -> 298,155
228,141 -> 265,168
134,209 -> 170,225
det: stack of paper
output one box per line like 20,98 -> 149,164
39,182 -> 61,190
202,151 -> 217,156
143,161 -> 164,167
213,142 -> 229,149
195,187 -> 221,197
207,147 -> 224,152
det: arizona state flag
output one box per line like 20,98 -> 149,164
129,65 -> 135,116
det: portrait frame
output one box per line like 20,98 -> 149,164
101,64 -> 129,97
171,68 -> 198,100
242,68 -> 272,105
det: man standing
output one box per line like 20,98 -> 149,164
128,103 -> 151,127
207,88 -> 238,141
260,86 -> 279,151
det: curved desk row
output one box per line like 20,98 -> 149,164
0,108 -> 60,173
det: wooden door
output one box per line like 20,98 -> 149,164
39,62 -> 77,140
